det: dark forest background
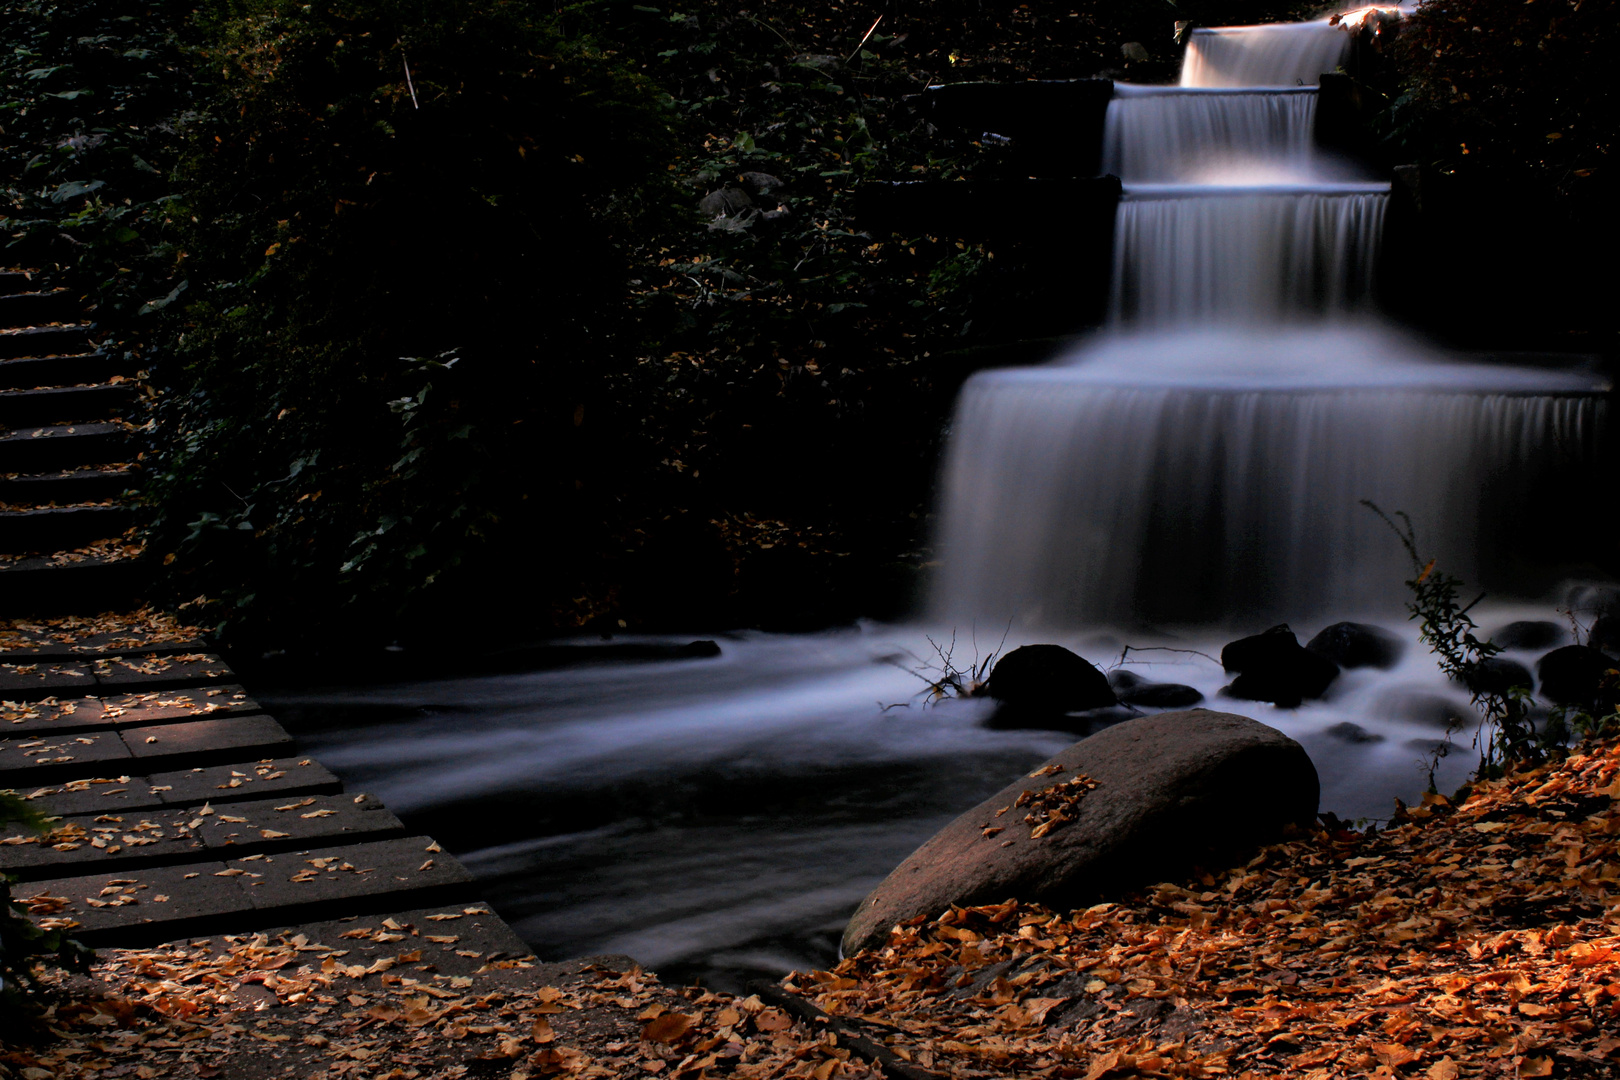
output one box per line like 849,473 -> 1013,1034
3,0 -> 1614,649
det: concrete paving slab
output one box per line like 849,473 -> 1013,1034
16,860 -> 252,945
197,791 -> 403,853
8,774 -> 163,817
151,756 -> 342,805
0,685 -> 260,736
0,659 -> 95,701
122,714 -> 293,767
90,652 -> 233,690
0,805 -> 209,879
0,728 -> 132,783
232,836 -> 473,917
235,902 -> 534,980
0,630 -> 209,659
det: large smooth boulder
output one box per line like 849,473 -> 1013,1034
1220,625 -> 1339,708
1306,622 -> 1404,670
841,710 -> 1318,957
987,644 -> 1116,714
1537,645 -> 1619,708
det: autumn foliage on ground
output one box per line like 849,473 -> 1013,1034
5,736 -> 1619,1078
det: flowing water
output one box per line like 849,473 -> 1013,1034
278,9 -> 1611,990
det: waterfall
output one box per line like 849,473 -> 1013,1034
935,329 -> 1609,628
1101,86 -> 1318,184
1110,185 -> 1387,325
930,9 -> 1611,631
1180,21 -> 1352,88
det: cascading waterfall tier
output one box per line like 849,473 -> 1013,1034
1111,184 -> 1388,325
1180,21 -> 1353,88
934,329 -> 1610,629
1101,86 -> 1319,184
930,9 -> 1611,632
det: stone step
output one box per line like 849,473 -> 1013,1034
0,792 -> 403,881
18,835 -> 472,947
0,325 -> 94,360
0,554 -> 147,618
0,624 -> 205,660
0,290 -> 78,328
0,272 -> 40,297
0,422 -> 129,472
0,352 -> 131,391
0,466 -> 137,507
855,176 -> 1122,241
0,382 -> 136,427
0,505 -> 134,553
0,714 -> 294,785
14,755 -> 344,818
2,684 -> 259,737
917,78 -> 1115,178
0,652 -> 233,702
227,903 -> 534,980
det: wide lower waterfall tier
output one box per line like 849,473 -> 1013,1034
1110,184 -> 1389,326
1100,86 -> 1376,186
1180,21 -> 1354,88
932,329 -> 1611,629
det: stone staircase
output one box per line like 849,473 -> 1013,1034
0,270 -> 145,615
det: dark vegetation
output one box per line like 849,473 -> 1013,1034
0,792 -> 93,1019
2,0 -> 1612,647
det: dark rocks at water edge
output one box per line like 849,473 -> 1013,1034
1220,625 -> 1338,708
1108,669 -> 1204,708
1458,656 -> 1534,696
841,710 -> 1318,957
1488,620 -> 1569,651
1324,721 -> 1384,744
1306,622 -> 1404,670
1537,645 -> 1619,708
987,644 -> 1116,714
1589,615 -> 1620,657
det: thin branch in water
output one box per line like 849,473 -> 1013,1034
1112,644 -> 1222,670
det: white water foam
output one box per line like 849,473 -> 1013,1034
1111,185 -> 1389,324
933,327 -> 1609,629
1180,20 -> 1353,88
1103,86 -> 1320,184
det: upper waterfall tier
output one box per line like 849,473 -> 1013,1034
1110,184 -> 1389,326
932,327 -> 1610,630
1102,86 -> 1320,184
1181,21 -> 1352,88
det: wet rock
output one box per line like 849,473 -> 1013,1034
1566,584 -> 1620,619
1114,677 -> 1204,709
739,171 -> 784,194
1589,615 -> 1620,657
1537,645 -> 1619,709
1376,689 -> 1472,731
841,710 -> 1318,957
1459,657 -> 1534,696
987,644 -> 1116,715
698,184 -> 753,218
1219,625 -> 1338,708
1488,620 -> 1568,651
1305,622 -> 1404,670
1324,721 -> 1384,744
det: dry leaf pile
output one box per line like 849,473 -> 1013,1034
794,739 -> 1620,1079
0,608 -> 205,652
4,927 -> 884,1080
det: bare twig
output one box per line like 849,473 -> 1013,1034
401,49 -> 419,109
844,14 -> 884,66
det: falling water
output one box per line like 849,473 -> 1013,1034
935,328 -> 1608,628
934,12 -> 1611,630
1180,21 -> 1352,88
1101,86 -> 1319,183
1111,185 -> 1387,324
